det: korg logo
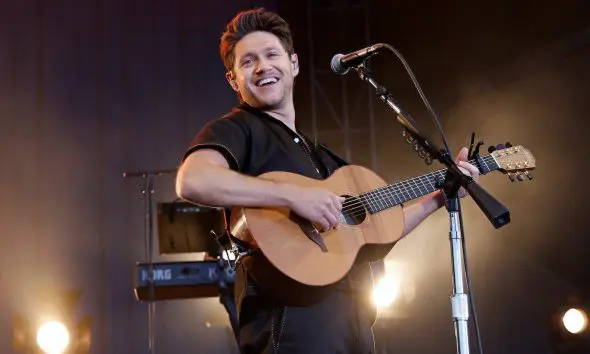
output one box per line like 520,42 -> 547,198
142,268 -> 172,282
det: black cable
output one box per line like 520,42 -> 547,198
382,44 -> 484,354
382,44 -> 452,154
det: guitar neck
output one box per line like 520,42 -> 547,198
360,154 -> 499,214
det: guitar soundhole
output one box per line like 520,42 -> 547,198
341,195 -> 366,225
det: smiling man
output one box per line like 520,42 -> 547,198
175,7 -> 480,354
225,30 -> 298,126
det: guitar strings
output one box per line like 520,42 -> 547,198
341,155 -> 493,212
340,170 -> 443,219
338,169 -> 445,218
340,154 -> 498,218
339,156 -> 489,218
337,155 -> 496,220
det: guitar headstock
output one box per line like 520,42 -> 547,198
490,145 -> 536,181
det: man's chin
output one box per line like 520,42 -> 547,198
249,96 -> 284,109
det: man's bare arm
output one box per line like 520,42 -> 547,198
401,191 -> 444,237
176,149 -> 296,208
175,149 -> 344,231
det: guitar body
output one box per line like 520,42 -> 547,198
226,145 -> 536,305
229,165 -> 405,305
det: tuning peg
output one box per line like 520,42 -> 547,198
488,145 -> 496,153
496,143 -> 505,150
406,136 -> 415,144
413,143 -> 421,152
505,142 -> 513,148
517,173 -> 525,181
418,148 -> 426,158
401,128 -> 408,137
425,154 -> 433,165
507,172 -> 516,182
524,171 -> 533,180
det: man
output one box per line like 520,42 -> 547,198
176,8 -> 480,354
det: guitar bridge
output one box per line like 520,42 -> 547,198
289,212 -> 328,252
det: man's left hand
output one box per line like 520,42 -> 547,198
455,147 -> 480,198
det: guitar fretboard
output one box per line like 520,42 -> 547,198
359,155 -> 498,214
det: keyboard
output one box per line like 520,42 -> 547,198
134,260 -> 235,301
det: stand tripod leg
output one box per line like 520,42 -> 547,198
124,169 -> 177,354
143,176 -> 156,354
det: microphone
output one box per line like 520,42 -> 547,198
330,43 -> 385,75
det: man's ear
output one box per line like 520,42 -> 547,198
226,71 -> 239,92
291,54 -> 299,77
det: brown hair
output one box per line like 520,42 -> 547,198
220,8 -> 294,73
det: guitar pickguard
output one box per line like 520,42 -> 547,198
289,212 -> 328,252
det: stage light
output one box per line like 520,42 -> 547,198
36,320 -> 70,354
370,260 -> 412,312
550,298 -> 590,354
372,276 -> 399,309
12,289 -> 92,354
562,308 -> 588,335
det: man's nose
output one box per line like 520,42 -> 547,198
254,58 -> 272,73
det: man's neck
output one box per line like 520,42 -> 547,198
263,102 -> 296,132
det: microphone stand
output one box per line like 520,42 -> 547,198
123,168 -> 177,354
353,63 -> 510,354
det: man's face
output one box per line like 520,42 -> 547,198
228,31 -> 298,109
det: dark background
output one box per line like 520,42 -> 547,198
0,0 -> 589,353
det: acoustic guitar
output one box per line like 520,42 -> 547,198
229,145 -> 535,304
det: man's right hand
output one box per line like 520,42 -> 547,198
287,186 -> 345,231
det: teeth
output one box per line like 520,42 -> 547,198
258,77 -> 278,86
